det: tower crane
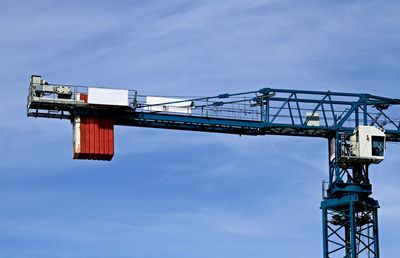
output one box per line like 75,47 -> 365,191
27,75 -> 400,258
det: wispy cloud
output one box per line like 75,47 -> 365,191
1,1 -> 400,257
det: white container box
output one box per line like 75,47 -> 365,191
146,96 -> 192,114
88,87 -> 129,106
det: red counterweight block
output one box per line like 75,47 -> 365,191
79,93 -> 88,102
73,116 -> 114,161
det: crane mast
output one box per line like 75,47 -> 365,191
27,75 -> 400,257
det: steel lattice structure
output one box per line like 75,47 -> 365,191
28,76 -> 400,257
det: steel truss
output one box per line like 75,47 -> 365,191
27,76 -> 400,257
322,195 -> 379,258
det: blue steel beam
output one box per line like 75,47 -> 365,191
28,83 -> 400,141
27,77 -> 400,258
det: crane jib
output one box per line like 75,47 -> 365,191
27,75 -> 400,257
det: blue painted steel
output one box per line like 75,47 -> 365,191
28,85 -> 400,140
321,194 -> 380,257
27,79 -> 400,258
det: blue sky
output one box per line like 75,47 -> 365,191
1,0 -> 400,257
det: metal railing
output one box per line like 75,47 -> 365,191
27,79 -> 400,139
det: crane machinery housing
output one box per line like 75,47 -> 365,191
27,75 -> 400,258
